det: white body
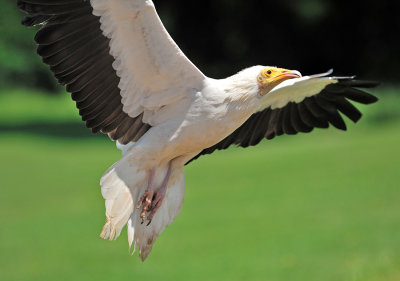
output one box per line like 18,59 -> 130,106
19,0 -> 376,262
90,0 -> 338,260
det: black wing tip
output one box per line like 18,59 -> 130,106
265,132 -> 275,140
327,79 -> 380,105
21,17 -> 31,26
338,79 -> 381,89
365,80 -> 381,88
21,16 -> 39,27
365,95 -> 379,104
17,1 -> 25,10
352,113 -> 363,123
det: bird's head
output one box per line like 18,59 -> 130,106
224,66 -> 302,105
257,66 -> 302,96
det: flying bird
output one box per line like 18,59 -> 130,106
19,0 -> 378,260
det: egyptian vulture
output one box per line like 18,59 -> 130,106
19,0 -> 378,261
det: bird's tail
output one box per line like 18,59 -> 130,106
99,153 -> 185,261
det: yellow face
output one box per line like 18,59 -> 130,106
258,66 -> 302,95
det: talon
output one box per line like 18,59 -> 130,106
138,163 -> 172,226
137,193 -> 146,208
140,209 -> 146,220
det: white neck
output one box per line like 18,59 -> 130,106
218,66 -> 264,112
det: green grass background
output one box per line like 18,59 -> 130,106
0,89 -> 399,281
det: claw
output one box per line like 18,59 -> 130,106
137,193 -> 146,209
150,197 -> 159,209
138,190 -> 155,220
147,199 -> 163,222
137,163 -> 172,226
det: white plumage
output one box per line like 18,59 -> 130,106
19,0 -> 378,261
91,0 -> 205,124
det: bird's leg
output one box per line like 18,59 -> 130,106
137,168 -> 155,223
146,161 -> 173,224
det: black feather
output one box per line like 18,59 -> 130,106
20,0 -> 151,143
188,77 -> 378,164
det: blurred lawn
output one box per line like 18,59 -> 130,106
0,89 -> 399,281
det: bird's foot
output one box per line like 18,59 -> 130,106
146,190 -> 166,222
137,162 -> 172,226
137,190 -> 154,223
137,190 -> 166,226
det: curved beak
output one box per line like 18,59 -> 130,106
259,67 -> 303,96
270,69 -> 302,84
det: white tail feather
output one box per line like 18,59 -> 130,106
128,170 -> 184,260
99,152 -> 185,260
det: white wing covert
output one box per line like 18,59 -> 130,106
188,74 -> 379,163
91,0 -> 206,124
19,0 -> 205,144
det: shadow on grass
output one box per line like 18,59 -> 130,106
0,121 -> 106,140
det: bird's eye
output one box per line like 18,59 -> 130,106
267,70 -> 272,75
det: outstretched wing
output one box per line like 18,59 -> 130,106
188,74 -> 379,164
18,0 -> 205,144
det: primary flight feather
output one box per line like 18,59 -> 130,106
19,0 -> 378,261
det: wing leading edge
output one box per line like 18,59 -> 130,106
188,77 -> 379,164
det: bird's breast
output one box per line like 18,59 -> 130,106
169,96 -> 255,154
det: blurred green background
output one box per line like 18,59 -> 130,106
1,0 -> 400,281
